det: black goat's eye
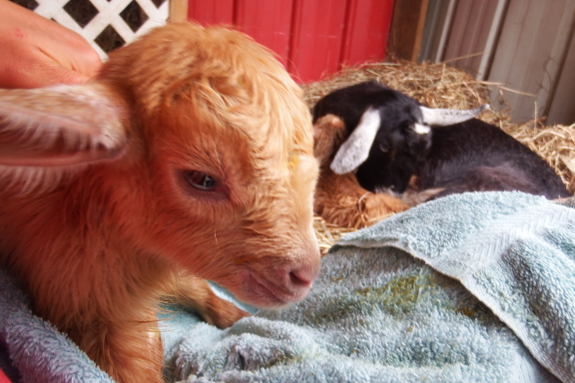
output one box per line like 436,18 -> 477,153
184,170 -> 217,191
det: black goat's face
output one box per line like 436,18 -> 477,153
354,103 -> 432,193
318,80 -> 488,194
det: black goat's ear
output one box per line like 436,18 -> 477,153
330,107 -> 380,175
420,104 -> 489,126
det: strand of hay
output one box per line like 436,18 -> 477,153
304,60 -> 575,247
313,216 -> 353,256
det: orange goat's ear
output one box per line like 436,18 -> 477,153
0,84 -> 129,168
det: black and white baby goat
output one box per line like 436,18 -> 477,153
312,80 -> 570,201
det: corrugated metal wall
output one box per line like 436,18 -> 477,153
187,0 -> 395,83
420,0 -> 575,125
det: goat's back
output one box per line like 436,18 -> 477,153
418,120 -> 570,200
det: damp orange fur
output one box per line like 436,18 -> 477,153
313,114 -> 410,228
0,23 -> 320,383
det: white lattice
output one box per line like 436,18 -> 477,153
32,0 -> 168,59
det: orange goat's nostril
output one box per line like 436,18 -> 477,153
289,271 -> 313,287
288,259 -> 320,288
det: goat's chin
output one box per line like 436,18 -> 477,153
230,272 -> 312,309
374,186 -> 401,197
374,185 -> 445,206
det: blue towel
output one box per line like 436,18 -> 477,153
2,191 -> 575,383
172,192 -> 573,383
0,270 -> 114,383
339,192 -> 575,383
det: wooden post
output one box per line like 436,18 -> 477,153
388,0 -> 430,61
169,0 -> 188,23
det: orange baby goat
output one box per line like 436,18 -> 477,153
0,23 -> 321,383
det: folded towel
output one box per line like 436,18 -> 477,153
173,192 -> 573,383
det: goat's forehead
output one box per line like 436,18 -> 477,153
103,23 -> 299,115
399,95 -> 424,120
105,23 -> 314,174
377,98 -> 422,126
153,104 -> 313,180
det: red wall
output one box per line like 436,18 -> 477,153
187,0 -> 394,83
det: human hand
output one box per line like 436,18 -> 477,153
0,0 -> 102,88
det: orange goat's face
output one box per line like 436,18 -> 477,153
134,101 -> 321,308
97,23 -> 321,308
0,23 -> 321,309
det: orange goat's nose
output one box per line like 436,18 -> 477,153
289,259 -> 320,288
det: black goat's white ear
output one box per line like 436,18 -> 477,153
330,107 -> 380,175
420,104 -> 489,126
0,84 -> 129,168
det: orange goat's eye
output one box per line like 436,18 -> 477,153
184,170 -> 217,191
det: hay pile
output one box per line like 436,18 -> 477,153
305,60 -> 575,253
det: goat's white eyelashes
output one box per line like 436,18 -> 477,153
413,123 -> 431,135
183,170 -> 217,191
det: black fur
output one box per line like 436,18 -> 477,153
313,80 -> 570,201
313,80 -> 430,193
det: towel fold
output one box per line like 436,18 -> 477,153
339,192 -> 575,383
0,270 -> 114,383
